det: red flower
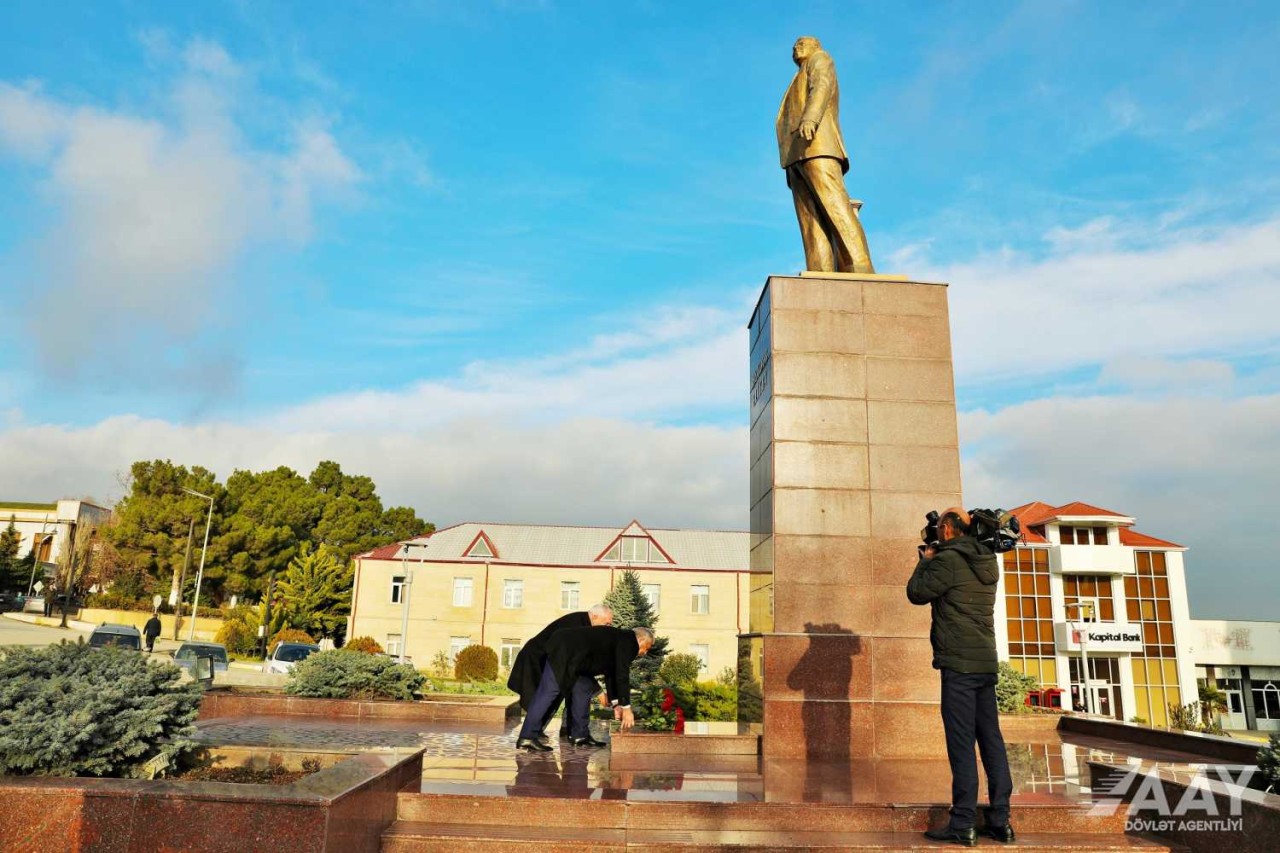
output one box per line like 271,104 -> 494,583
674,707 -> 685,734
661,688 -> 675,712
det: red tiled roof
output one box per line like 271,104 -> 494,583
1007,501 -> 1059,527
1119,529 -> 1184,550
1020,526 -> 1049,545
362,543 -> 404,560
1052,501 -> 1129,518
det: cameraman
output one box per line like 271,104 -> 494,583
907,507 -> 1014,847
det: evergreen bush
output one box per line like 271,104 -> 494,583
0,642 -> 201,777
454,644 -> 499,681
603,569 -> 668,719
216,619 -> 257,656
996,662 -> 1039,714
268,628 -> 315,655
659,653 -> 703,687
343,636 -> 384,655
675,680 -> 738,721
1259,733 -> 1280,793
285,649 -> 425,700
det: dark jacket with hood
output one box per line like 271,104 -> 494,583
906,535 -> 1000,674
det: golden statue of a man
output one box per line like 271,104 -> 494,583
776,36 -> 875,274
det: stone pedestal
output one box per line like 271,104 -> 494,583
745,272 -> 961,761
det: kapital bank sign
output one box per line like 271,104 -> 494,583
1054,623 -> 1144,653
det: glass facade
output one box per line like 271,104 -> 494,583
1002,548 -> 1057,687
1125,551 -> 1181,727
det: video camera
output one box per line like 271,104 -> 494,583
920,508 -> 1022,555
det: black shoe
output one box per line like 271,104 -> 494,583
533,733 -> 552,747
559,728 -> 572,739
979,824 -> 1016,843
923,826 -> 977,847
516,737 -> 553,752
569,736 -> 607,748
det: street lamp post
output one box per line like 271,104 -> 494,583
182,488 -> 215,642
1066,601 -> 1096,715
26,513 -> 51,597
398,544 -> 414,664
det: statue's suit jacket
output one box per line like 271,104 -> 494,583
776,49 -> 849,173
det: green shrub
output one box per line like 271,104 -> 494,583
454,644 -> 498,682
671,680 -> 738,722
216,619 -> 256,655
269,628 -> 315,655
1259,733 -> 1280,793
996,661 -> 1039,714
0,641 -> 201,777
429,650 -> 451,678
285,649 -> 425,700
659,653 -> 703,686
343,636 -> 384,654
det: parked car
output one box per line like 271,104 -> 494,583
22,595 -> 45,613
171,641 -> 229,673
262,642 -> 321,674
88,623 -> 142,650
0,592 -> 25,612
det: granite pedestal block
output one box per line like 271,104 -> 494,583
746,272 -> 961,761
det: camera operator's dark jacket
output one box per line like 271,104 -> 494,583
906,535 -> 1000,674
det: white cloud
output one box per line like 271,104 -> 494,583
913,217 -> 1280,386
961,392 -> 1280,620
1098,356 -> 1235,391
0,414 -> 747,532
0,41 -> 360,388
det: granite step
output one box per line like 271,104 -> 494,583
381,821 -> 1177,852
395,792 -> 1130,834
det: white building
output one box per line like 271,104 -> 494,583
0,498 -> 112,592
1190,619 -> 1280,733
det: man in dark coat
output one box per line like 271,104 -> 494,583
143,612 -> 162,653
907,507 -> 1015,847
516,625 -> 653,752
508,604 -> 613,742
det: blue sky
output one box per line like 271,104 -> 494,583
1,1 -> 1278,619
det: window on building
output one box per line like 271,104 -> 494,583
561,581 -> 581,610
602,536 -> 670,563
1254,683 -> 1280,721
449,636 -> 470,661
690,644 -> 710,671
691,584 -> 710,615
453,577 -> 473,607
1059,525 -> 1110,546
1002,547 -> 1057,687
1125,551 -> 1181,726
500,639 -> 522,670
1063,576 -> 1114,622
503,579 -> 523,609
465,533 -> 495,558
643,583 -> 661,613
391,575 -> 406,604
385,634 -> 402,656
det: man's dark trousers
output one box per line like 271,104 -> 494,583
941,668 -> 1013,829
518,662 -> 594,741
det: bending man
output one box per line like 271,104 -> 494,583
516,625 -> 653,752
507,603 -> 613,744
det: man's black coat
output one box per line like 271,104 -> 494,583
507,611 -> 590,711
545,626 -> 640,708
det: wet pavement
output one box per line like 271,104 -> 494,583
194,715 -> 1218,806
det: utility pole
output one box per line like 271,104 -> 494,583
26,513 -> 51,597
172,519 -> 194,641
260,570 -> 276,659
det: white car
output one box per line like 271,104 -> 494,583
262,642 -> 320,674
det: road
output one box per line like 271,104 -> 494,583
0,614 -> 182,653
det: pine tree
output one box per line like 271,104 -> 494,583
604,569 -> 670,720
276,543 -> 354,641
0,516 -> 22,592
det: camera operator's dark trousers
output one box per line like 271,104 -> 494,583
941,668 -> 1013,829
517,662 -> 594,741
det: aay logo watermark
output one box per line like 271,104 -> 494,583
1089,764 -> 1255,834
